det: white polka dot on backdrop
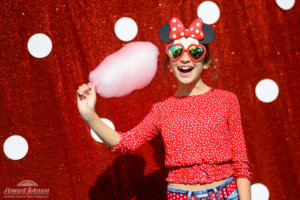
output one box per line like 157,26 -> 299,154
114,17 -> 138,41
251,183 -> 270,200
255,79 -> 279,103
27,33 -> 52,58
276,0 -> 295,10
91,118 -> 115,143
197,1 -> 220,24
3,135 -> 28,160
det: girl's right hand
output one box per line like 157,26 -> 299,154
76,82 -> 97,122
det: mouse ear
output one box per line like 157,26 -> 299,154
199,23 -> 215,44
159,23 -> 174,43
159,19 -> 215,44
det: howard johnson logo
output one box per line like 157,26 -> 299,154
3,180 -> 49,198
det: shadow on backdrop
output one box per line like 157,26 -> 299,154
89,135 -> 167,200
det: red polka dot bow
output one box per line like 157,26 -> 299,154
169,17 -> 205,41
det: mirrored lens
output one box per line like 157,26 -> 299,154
168,45 -> 183,59
189,46 -> 205,60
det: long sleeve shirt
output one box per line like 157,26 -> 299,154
109,88 -> 253,184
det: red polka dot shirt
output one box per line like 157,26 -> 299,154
110,88 -> 253,183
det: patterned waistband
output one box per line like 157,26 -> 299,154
167,176 -> 237,200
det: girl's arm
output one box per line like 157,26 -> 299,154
236,178 -> 251,200
77,82 -> 161,152
85,112 -> 120,147
227,93 -> 253,198
77,83 -> 120,147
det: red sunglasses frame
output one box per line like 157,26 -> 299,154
166,43 -> 207,63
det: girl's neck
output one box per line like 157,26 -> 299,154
175,78 -> 211,96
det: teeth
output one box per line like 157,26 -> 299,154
179,66 -> 192,70
178,66 -> 193,73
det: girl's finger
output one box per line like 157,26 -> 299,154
87,82 -> 94,89
82,84 -> 88,91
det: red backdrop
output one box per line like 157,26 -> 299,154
0,0 -> 299,199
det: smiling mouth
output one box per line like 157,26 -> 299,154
178,66 -> 194,73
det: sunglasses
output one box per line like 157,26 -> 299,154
166,43 -> 207,62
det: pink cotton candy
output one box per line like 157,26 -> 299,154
89,42 -> 159,98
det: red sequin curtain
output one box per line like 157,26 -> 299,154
0,0 -> 299,199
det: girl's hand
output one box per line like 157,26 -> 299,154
77,82 -> 97,122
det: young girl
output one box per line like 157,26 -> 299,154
77,17 -> 252,200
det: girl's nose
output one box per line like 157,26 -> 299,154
180,52 -> 191,63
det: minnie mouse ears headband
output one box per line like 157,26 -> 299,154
159,17 -> 215,44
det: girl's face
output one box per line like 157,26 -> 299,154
167,37 -> 209,85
